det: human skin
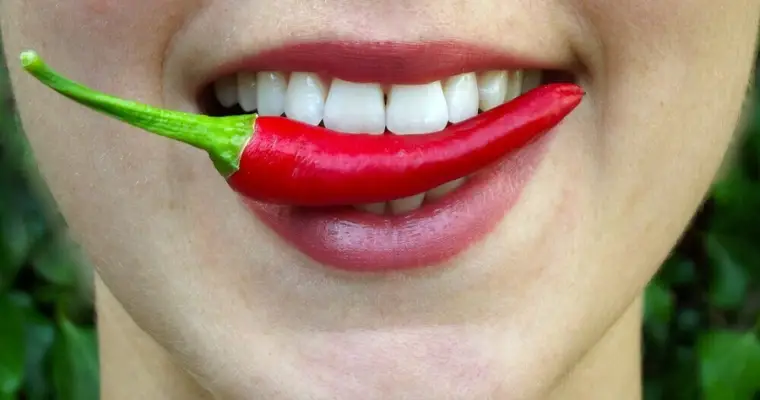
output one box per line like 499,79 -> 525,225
2,0 -> 759,398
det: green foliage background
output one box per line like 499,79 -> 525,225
1,39 -> 759,400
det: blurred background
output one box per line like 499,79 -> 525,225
1,36 -> 759,400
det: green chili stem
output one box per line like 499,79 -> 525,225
19,50 -> 254,176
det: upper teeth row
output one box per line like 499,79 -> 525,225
213,70 -> 542,135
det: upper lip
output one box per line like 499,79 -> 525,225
194,40 -> 567,98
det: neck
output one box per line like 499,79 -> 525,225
96,277 -> 642,400
548,296 -> 643,399
95,277 -> 214,400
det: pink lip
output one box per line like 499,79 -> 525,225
244,130 -> 552,272
203,40 -> 548,88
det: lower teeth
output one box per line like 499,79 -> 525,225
353,176 -> 468,215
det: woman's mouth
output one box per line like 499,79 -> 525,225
19,42 -> 580,274
205,67 -> 546,215
197,41 -> 578,272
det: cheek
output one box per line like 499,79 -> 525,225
21,0 -> 199,57
81,0 -> 126,14
10,0 -> 204,97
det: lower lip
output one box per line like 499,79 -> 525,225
243,129 -> 553,273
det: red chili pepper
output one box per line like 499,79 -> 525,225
20,50 -> 583,206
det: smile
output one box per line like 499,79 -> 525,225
19,41 -> 582,273
197,42 -> 581,272
206,64 -> 543,215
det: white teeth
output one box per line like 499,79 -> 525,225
355,202 -> 386,215
213,75 -> 238,108
237,72 -> 258,112
324,79 -> 386,133
477,71 -> 507,111
389,193 -> 426,215
224,69 -> 539,116
386,81 -> 449,135
506,70 -> 523,101
352,176 -> 467,215
256,71 -> 288,116
285,72 -> 327,126
521,70 -> 542,94
213,68 -> 545,213
426,178 -> 466,201
443,73 -> 479,124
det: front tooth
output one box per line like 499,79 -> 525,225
285,72 -> 327,126
443,73 -> 479,123
256,71 -> 288,116
505,70 -> 523,101
386,82 -> 449,135
426,177 -> 466,201
477,71 -> 507,111
323,79 -> 385,133
521,70 -> 542,94
389,193 -> 426,215
237,72 -> 258,112
213,75 -> 238,108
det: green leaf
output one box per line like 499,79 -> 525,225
658,254 -> 697,286
31,231 -> 79,287
51,318 -> 99,400
748,106 -> 760,164
676,309 -> 702,333
711,170 -> 760,210
22,311 -> 55,400
0,294 -> 25,396
7,291 -> 32,310
704,233 -> 750,309
709,165 -> 760,241
0,210 -> 26,287
6,293 -> 55,399
643,381 -> 663,400
753,129 -> 760,167
665,346 -> 700,400
0,187 -> 47,289
645,280 -> 675,324
699,330 -> 760,400
644,281 -> 674,346
708,235 -> 760,280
